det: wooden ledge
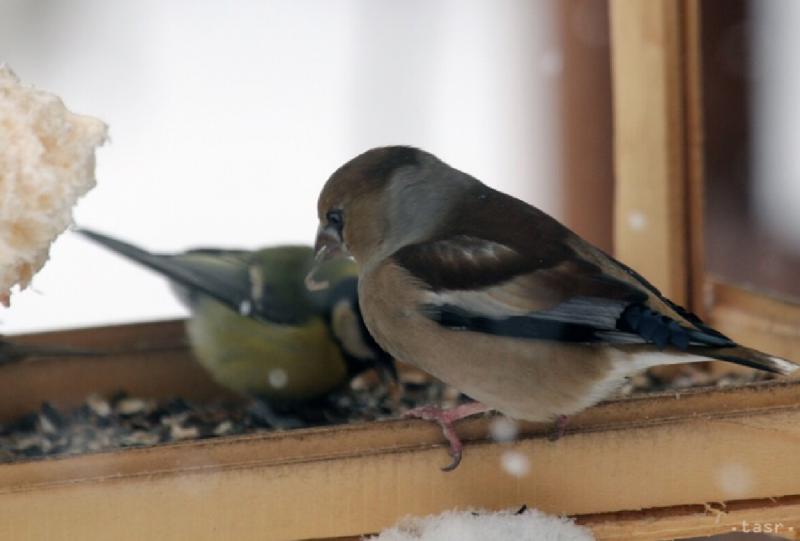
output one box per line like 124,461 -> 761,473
582,496 -> 800,540
2,320 -> 238,421
0,379 -> 798,540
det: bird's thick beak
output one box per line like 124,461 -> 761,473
305,224 -> 346,291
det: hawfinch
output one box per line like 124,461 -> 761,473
78,229 -> 394,426
311,146 -> 798,470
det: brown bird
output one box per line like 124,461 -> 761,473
310,146 -> 799,470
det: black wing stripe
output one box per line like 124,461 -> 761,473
424,304 -> 608,343
617,304 -> 734,349
611,257 -> 732,342
530,297 -> 630,329
424,302 -> 737,350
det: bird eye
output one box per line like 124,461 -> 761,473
326,209 -> 344,231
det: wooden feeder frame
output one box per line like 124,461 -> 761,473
4,1 -> 800,540
3,321 -> 800,540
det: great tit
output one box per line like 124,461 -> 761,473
77,229 -> 394,423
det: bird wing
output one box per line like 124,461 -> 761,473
393,233 -> 733,350
77,229 -> 305,325
325,277 -> 397,381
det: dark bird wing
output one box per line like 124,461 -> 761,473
76,229 -> 306,325
396,234 -> 710,348
392,186 -> 796,374
324,277 -> 397,382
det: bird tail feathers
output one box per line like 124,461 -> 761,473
696,345 -> 799,375
75,228 -> 244,312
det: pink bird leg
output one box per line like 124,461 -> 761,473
404,401 -> 493,471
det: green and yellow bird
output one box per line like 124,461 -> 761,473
77,229 -> 394,423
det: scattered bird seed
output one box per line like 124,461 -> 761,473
0,364 -> 767,463
169,424 -> 200,441
213,420 -> 234,436
0,370 -> 459,462
121,431 -> 160,447
115,397 -> 153,416
86,394 -> 112,417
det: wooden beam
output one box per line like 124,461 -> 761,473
707,279 -> 800,364
557,0 -> 614,253
609,0 -> 689,303
682,0 -> 708,319
582,496 -> 800,540
2,320 -> 237,421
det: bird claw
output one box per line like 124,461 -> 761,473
403,404 -> 444,421
249,401 -> 307,430
441,447 -> 463,472
548,414 -> 569,442
404,402 -> 491,471
405,405 -> 464,471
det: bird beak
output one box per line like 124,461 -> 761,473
305,224 -> 346,291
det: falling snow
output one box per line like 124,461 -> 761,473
627,210 -> 647,231
716,462 -> 754,498
501,450 -> 531,478
268,368 -> 289,389
489,417 -> 519,443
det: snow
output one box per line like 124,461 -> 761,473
489,416 -> 519,443
367,508 -> 594,541
501,450 -> 531,478
716,462 -> 754,499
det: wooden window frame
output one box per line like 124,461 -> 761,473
610,0 -> 800,363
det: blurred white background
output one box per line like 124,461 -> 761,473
1,0 -> 566,333
752,0 -> 800,249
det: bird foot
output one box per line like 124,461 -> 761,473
548,414 -> 569,442
404,401 -> 492,471
248,401 -> 307,430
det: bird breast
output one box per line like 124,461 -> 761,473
358,261 -> 636,422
